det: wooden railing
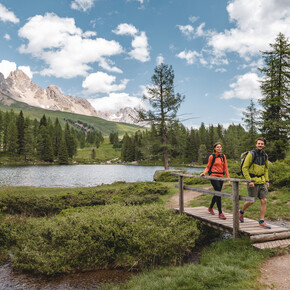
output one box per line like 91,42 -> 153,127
171,173 -> 255,238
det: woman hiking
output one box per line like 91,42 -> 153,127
200,142 -> 230,220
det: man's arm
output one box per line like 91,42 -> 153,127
265,157 -> 269,187
242,153 -> 255,187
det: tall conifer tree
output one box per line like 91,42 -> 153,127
16,110 -> 25,155
259,33 -> 290,160
136,63 -> 185,170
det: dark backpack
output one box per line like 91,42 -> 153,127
239,150 -> 256,176
208,153 -> 224,175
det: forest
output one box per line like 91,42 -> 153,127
0,109 -> 104,164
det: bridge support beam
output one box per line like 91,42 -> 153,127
232,181 -> 240,238
178,175 -> 184,214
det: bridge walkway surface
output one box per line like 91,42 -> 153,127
177,206 -> 290,250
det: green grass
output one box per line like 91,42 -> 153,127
75,138 -> 121,163
102,238 -> 270,290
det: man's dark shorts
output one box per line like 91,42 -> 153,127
247,183 -> 268,199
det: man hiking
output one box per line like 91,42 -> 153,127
239,137 -> 271,229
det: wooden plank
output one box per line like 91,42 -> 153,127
253,239 -> 290,250
175,184 -> 255,202
175,185 -> 233,198
246,228 -> 289,235
171,173 -> 251,183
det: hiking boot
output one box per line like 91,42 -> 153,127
208,207 -> 215,215
219,213 -> 226,220
259,221 -> 271,229
239,210 -> 244,223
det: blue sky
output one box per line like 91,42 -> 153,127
0,0 -> 289,128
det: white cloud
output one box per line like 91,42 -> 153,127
0,60 -> 33,79
221,72 -> 262,100
113,23 -> 138,36
82,71 -> 129,94
156,54 -> 164,65
195,23 -> 206,37
177,22 -> 207,40
177,25 -> 194,39
99,58 -> 123,73
71,0 -> 96,12
18,13 -> 123,78
4,34 -> 11,40
208,0 -> 290,58
113,23 -> 150,62
0,60 -> 17,78
0,3 -> 19,24
215,68 -> 226,73
176,50 -> 201,65
189,16 -> 199,23
88,92 -> 144,112
129,31 -> 150,62
239,58 -> 264,71
18,66 -> 33,79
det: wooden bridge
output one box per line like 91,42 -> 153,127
172,173 -> 290,250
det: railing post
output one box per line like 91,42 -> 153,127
179,175 -> 184,214
232,181 -> 239,238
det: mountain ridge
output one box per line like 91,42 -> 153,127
0,70 -> 142,126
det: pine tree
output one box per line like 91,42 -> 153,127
134,131 -> 143,160
185,129 -> 196,163
259,33 -> 290,160
16,110 -> 25,155
7,120 -> 18,155
53,118 -> 63,156
58,136 -> 69,164
95,131 -> 104,148
64,122 -> 77,158
0,111 -> 3,148
39,114 -> 47,127
23,125 -> 35,160
91,148 -> 96,160
223,124 -> 246,159
38,126 -> 54,162
242,99 -> 259,148
198,144 -> 207,164
3,111 -> 10,151
136,63 -> 185,169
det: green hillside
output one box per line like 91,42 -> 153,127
0,92 -> 144,136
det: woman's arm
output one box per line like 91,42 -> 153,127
200,155 -> 213,176
224,155 -> 230,178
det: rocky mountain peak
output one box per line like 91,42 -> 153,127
0,70 -> 145,126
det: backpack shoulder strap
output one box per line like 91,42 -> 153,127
250,150 -> 257,164
208,154 -> 216,175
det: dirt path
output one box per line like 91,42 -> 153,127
167,188 -> 290,289
166,189 -> 203,209
259,254 -> 290,289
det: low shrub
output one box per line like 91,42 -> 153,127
155,171 -> 209,185
0,182 -> 168,217
268,160 -> 290,189
12,204 -> 200,276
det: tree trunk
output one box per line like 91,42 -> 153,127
162,131 -> 169,170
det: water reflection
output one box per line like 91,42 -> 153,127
0,165 -> 203,187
